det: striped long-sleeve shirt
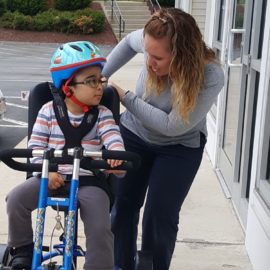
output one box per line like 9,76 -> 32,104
28,101 -> 125,176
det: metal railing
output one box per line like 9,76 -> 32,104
110,0 -> 125,40
147,0 -> 161,14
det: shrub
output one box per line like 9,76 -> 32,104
90,11 -> 105,32
5,0 -> 18,12
0,11 -> 15,28
0,11 -> 33,30
51,12 -> 72,33
0,0 -> 6,16
54,0 -> 92,11
0,7 -> 105,34
6,0 -> 47,16
13,13 -> 33,30
72,8 -> 104,33
34,10 -> 55,31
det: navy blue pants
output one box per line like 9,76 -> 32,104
111,125 -> 206,270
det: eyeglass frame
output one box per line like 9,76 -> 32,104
70,76 -> 108,89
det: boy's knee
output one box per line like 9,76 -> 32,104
91,224 -> 112,240
6,184 -> 36,214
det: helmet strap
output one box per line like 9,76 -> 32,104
62,75 -> 90,113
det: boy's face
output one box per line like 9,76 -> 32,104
70,65 -> 105,107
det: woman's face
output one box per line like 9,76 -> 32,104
144,33 -> 173,77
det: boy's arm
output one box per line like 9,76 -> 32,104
98,106 -> 126,176
98,107 -> 125,151
28,103 -> 64,186
28,104 -> 51,164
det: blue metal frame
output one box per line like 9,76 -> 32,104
31,149 -> 82,270
0,147 -> 136,270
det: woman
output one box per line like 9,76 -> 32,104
102,8 -> 224,270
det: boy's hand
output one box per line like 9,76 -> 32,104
48,172 -> 64,190
107,159 -> 123,168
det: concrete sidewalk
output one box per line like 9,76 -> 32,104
0,54 -> 253,269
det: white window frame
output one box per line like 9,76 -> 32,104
248,1 -> 270,238
256,73 -> 270,207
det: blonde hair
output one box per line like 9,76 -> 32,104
143,8 -> 216,122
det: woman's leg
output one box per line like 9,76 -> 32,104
142,140 -> 205,270
79,186 -> 113,270
112,125 -> 154,270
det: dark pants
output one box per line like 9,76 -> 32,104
111,125 -> 206,270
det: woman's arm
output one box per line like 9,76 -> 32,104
121,66 -> 224,136
102,29 -> 144,78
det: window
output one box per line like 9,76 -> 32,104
257,79 -> 270,206
266,138 -> 270,181
258,0 -> 267,59
217,0 -> 226,42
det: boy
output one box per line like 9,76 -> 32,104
6,41 -> 124,270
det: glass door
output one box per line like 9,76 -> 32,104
217,0 -> 246,193
217,0 -> 266,227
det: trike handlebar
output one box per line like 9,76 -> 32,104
0,148 -> 141,172
0,149 -> 57,172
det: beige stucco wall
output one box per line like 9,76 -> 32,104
175,0 -> 207,37
191,0 -> 207,36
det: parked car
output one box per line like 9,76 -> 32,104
0,89 -> 7,120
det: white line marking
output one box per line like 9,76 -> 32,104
2,118 -> 28,126
4,96 -> 21,99
0,51 -> 16,55
6,102 -> 28,109
0,124 -> 27,128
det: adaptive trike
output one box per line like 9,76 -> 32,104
0,147 -> 140,270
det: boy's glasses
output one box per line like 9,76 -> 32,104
71,77 -> 107,89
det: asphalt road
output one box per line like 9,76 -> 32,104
0,42 -> 114,149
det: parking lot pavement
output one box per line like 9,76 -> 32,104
0,42 -> 56,148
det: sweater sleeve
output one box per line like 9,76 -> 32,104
122,65 -> 224,136
102,29 -> 144,78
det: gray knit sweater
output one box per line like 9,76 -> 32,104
102,29 -> 224,148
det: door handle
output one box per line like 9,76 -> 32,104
228,28 -> 245,67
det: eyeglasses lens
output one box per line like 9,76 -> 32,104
85,78 -> 107,88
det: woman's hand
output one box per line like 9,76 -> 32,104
109,81 -> 126,101
48,172 -> 65,190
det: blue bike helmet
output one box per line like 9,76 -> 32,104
50,41 -> 106,89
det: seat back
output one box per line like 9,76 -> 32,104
27,82 -> 120,180
26,82 -> 120,265
28,82 -> 120,141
